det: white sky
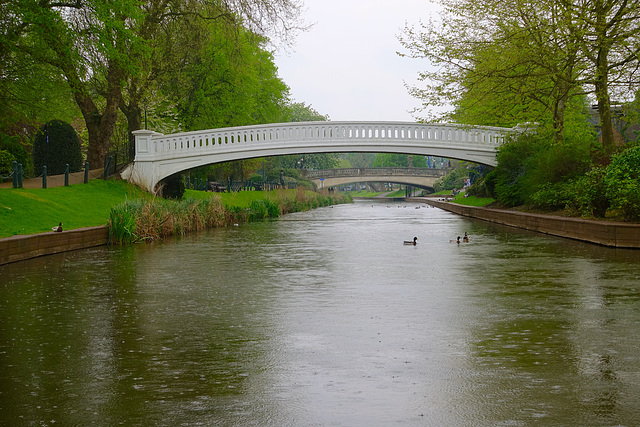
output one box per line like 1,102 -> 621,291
275,0 -> 442,122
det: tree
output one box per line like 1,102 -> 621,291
284,102 -> 330,122
7,0 -> 306,171
399,0 -> 640,147
32,120 -> 83,175
557,0 -> 640,151
170,28 -> 290,130
372,153 -> 427,168
120,0 -> 307,141
9,0 -> 146,168
399,0 -> 588,141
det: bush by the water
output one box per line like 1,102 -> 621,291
109,196 -> 228,243
483,128 -> 640,221
604,146 -> 640,221
32,120 -> 83,175
486,131 -> 597,208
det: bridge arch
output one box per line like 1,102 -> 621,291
305,167 -> 448,192
122,121 -> 518,192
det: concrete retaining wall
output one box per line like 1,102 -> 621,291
418,199 -> 640,248
0,226 -> 109,266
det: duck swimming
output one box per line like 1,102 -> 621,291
52,222 -> 62,232
450,236 -> 461,244
463,232 -> 469,242
404,236 -> 418,245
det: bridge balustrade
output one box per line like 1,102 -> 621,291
141,122 -> 508,158
127,121 -> 519,192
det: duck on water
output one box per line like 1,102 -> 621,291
404,237 -> 418,245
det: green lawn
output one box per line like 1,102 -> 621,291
450,192 -> 495,206
0,180 -> 148,238
0,183 -> 335,238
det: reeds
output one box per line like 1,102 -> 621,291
109,190 -> 351,244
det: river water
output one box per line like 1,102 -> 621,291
1,200 -> 640,426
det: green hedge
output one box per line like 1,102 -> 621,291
32,120 -> 83,175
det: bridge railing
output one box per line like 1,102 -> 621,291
134,122 -> 516,161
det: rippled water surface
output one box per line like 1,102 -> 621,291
2,200 -> 640,426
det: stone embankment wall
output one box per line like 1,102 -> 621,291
0,226 -> 109,266
417,199 -> 640,248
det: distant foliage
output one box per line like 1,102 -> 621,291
1,133 -> 31,174
0,150 -> 16,174
434,167 -> 469,192
32,120 -> 83,175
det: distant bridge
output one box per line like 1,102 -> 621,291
122,121 -> 518,192
304,167 -> 449,191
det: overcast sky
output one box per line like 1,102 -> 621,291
274,0 -> 442,123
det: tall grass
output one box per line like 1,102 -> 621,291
109,196 -> 228,244
109,189 -> 351,244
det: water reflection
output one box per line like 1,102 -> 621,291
460,223 -> 640,425
1,200 -> 639,425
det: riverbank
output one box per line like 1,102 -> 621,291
0,180 -> 350,265
414,198 -> 640,248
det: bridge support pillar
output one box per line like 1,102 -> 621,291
121,130 -> 162,192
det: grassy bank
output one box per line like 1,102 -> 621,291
0,180 -> 149,238
109,187 -> 351,244
0,180 -> 350,240
450,192 -> 495,207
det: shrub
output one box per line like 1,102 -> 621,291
0,150 -> 16,175
32,120 -> 83,175
566,167 -> 609,217
488,131 -> 595,208
0,134 -> 31,174
529,182 -> 574,211
162,174 -> 186,199
248,199 -> 280,220
529,140 -> 593,186
465,178 -> 490,197
486,133 -> 549,206
604,146 -> 640,221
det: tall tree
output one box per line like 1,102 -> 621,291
8,0 -> 306,168
122,0 -> 306,142
10,0 -> 145,167
399,0 -> 586,141
557,0 -> 640,150
400,0 -> 640,147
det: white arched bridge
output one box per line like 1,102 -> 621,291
304,167 -> 450,191
122,121 -> 519,192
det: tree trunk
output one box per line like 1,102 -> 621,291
594,47 -> 615,152
84,67 -> 123,168
122,100 -> 143,162
551,95 -> 567,144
